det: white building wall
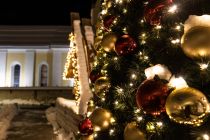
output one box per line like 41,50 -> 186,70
25,50 -> 35,86
52,49 -> 62,86
0,50 -> 7,87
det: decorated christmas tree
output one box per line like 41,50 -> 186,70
78,0 -> 210,140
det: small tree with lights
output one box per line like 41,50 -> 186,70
78,0 -> 210,140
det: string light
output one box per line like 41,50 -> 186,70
137,116 -> 143,122
115,0 -> 123,4
156,122 -> 163,127
63,33 -> 74,80
155,25 -> 162,30
175,25 -> 181,31
203,134 -> 210,140
63,33 -> 81,104
110,117 -> 116,123
113,57 -> 118,61
123,8 -> 127,14
168,5 -> 177,13
199,63 -> 209,70
131,74 -> 137,79
94,133 -> 98,138
171,38 -> 180,44
109,129 -> 115,136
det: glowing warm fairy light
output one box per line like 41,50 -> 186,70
134,109 -> 141,114
199,63 -> 208,70
131,74 -> 137,79
171,39 -> 180,44
94,133 -> 98,138
109,129 -> 115,135
123,9 -> 127,13
144,56 -> 149,60
168,5 -> 177,13
113,57 -> 118,61
155,25 -> 162,30
115,0 -> 123,4
137,116 -> 143,122
123,27 -> 127,31
94,126 -> 101,132
114,101 -> 119,105
101,9 -> 107,15
141,33 -> 146,37
63,33 -> 75,80
129,83 -> 133,87
157,122 -> 163,127
203,134 -> 210,140
175,25 -> 181,30
63,33 -> 81,103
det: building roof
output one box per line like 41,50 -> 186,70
0,26 -> 71,47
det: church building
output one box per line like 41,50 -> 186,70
0,26 -> 73,87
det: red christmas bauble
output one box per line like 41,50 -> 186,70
144,0 -> 173,25
115,35 -> 137,56
103,15 -> 116,30
136,79 -> 169,116
79,118 -> 94,136
89,70 -> 100,83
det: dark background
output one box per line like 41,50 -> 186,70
0,0 -> 95,25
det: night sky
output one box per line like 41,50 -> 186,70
0,0 -> 94,25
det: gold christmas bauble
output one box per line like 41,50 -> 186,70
101,33 -> 117,52
89,108 -> 113,131
181,26 -> 210,59
94,77 -> 110,97
166,87 -> 209,126
124,122 -> 146,140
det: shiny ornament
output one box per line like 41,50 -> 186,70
101,33 -> 117,52
144,0 -> 173,25
166,87 -> 210,126
124,122 -> 146,140
103,15 -> 116,30
115,35 -> 137,56
136,79 -> 169,115
181,26 -> 210,59
89,70 -> 100,83
79,118 -> 94,135
89,108 -> 113,131
94,77 -> 110,97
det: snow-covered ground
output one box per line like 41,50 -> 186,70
0,104 -> 18,140
0,99 -> 52,105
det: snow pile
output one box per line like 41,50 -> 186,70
0,104 -> 18,140
46,98 -> 82,140
0,99 -> 45,105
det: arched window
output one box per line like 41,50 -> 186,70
13,64 -> 20,87
40,64 -> 48,87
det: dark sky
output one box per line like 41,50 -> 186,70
0,0 -> 94,25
